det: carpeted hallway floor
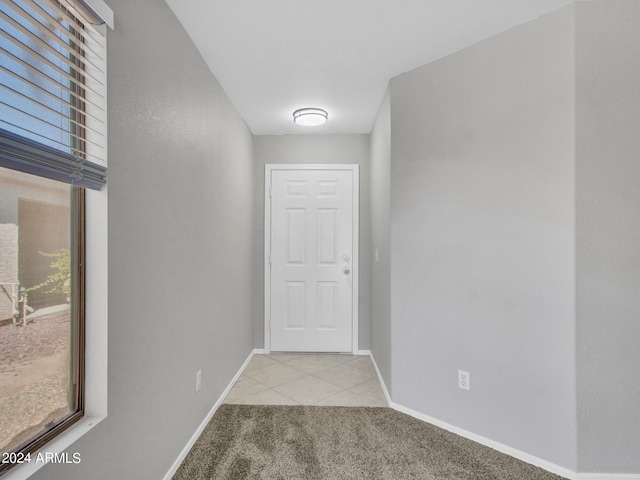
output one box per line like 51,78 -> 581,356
174,404 -> 566,480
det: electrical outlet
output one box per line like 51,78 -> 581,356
458,370 -> 470,390
196,370 -> 202,392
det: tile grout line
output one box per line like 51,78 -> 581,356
227,354 -> 384,407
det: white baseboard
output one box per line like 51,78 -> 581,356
366,351 -> 392,407
577,475 -> 640,480
390,401 -> 576,480
162,349 -> 639,480
162,348 -> 260,480
387,401 -> 640,480
366,352 -> 576,478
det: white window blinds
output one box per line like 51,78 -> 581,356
0,0 -> 108,189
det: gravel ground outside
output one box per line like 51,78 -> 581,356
0,310 -> 71,453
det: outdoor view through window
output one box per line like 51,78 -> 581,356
0,166 -> 80,456
0,0 -> 103,467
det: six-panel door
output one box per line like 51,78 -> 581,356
269,169 -> 354,352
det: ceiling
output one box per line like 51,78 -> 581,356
164,0 -> 574,136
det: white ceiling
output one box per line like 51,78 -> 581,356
164,0 -> 574,135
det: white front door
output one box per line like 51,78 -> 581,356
266,166 -> 358,352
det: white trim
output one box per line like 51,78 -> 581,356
263,164 -> 360,354
162,349 -> 260,480
160,349 -> 640,480
264,166 -> 271,354
366,354 -> 640,480
577,476 -> 640,480
389,401 -> 576,480
367,352 -> 392,407
351,166 -> 359,354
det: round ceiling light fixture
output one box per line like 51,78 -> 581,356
293,108 -> 328,126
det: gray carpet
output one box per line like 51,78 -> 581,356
174,404 -> 565,480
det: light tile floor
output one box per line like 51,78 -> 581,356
223,354 -> 387,407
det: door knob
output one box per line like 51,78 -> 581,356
343,268 -> 351,275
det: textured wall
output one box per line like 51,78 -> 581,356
575,0 -> 640,473
369,88 -> 392,389
389,5 -> 576,470
31,0 -> 254,478
252,135 -> 371,351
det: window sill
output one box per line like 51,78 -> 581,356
3,414 -> 107,480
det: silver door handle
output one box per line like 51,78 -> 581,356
343,268 -> 351,275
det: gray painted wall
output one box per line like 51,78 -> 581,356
369,89 -> 392,389
21,0 -> 639,477
389,6 -> 577,469
575,0 -> 640,473
32,0 -> 254,478
252,135 -> 371,351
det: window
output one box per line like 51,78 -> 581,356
0,167 -> 84,467
0,0 -> 110,475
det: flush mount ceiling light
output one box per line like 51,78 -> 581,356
293,108 -> 328,126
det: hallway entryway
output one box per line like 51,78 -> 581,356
224,354 -> 386,406
264,165 -> 360,353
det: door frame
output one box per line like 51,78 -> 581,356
264,164 -> 359,354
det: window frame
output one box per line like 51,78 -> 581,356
2,189 -> 108,480
0,0 -> 112,476
0,185 -> 85,478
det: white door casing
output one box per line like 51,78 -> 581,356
265,165 -> 359,353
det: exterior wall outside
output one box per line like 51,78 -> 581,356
18,199 -> 69,310
575,0 -> 640,473
389,5 -> 577,470
252,134 -> 372,351
0,174 -> 70,320
0,225 -> 18,321
369,88 -> 392,389
29,0 -> 255,478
